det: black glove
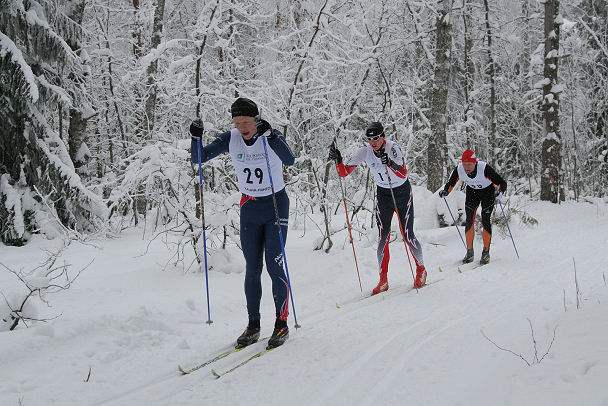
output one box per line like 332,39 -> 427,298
189,118 -> 204,140
439,189 -> 448,198
255,116 -> 272,137
329,143 -> 342,164
380,153 -> 390,166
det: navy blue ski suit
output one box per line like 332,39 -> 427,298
191,130 -> 295,323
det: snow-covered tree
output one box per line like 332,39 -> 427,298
0,0 -> 106,246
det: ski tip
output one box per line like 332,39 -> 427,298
211,369 -> 221,379
458,267 -> 462,273
178,365 -> 190,375
335,302 -> 341,309
438,266 -> 443,272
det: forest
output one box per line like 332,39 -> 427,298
1,0 -> 607,253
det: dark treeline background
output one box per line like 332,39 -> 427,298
1,0 -> 606,253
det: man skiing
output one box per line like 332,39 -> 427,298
189,97 -> 295,349
439,149 -> 507,265
329,122 -> 427,295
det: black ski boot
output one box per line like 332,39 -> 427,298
462,248 -> 474,264
480,249 -> 490,265
236,320 -> 260,348
267,320 -> 289,349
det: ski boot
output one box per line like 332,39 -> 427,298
372,272 -> 389,295
414,265 -> 427,288
480,249 -> 490,265
236,321 -> 261,348
462,248 -> 474,264
267,321 -> 289,349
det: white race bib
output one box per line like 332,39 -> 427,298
457,161 -> 493,189
229,129 -> 285,196
360,140 -> 407,188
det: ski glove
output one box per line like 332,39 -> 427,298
255,117 -> 277,139
380,153 -> 391,166
328,143 -> 343,164
439,189 -> 448,198
190,118 -> 204,140
494,188 -> 504,200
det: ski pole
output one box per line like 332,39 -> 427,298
196,137 -> 213,325
497,197 -> 519,259
331,140 -> 362,292
261,136 -> 301,329
384,166 -> 417,288
442,197 -> 467,249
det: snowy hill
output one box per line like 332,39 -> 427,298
1,196 -> 607,406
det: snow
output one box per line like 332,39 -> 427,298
534,77 -> 551,89
0,174 -> 25,237
1,196 -> 608,406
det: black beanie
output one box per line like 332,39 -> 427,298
231,97 -> 259,118
365,121 -> 384,138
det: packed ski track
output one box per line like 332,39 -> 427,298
1,195 -> 607,406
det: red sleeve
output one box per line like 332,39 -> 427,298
337,162 -> 357,177
388,163 -> 407,179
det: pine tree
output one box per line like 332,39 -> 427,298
0,0 -> 105,245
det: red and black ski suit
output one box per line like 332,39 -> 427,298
442,162 -> 507,251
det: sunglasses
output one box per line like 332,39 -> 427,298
364,134 -> 383,141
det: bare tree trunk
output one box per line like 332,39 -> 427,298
68,109 -> 88,169
132,0 -> 143,59
143,0 -> 166,136
66,0 -> 89,170
540,0 -> 562,203
427,0 -> 453,192
521,0 -> 534,193
132,0 -> 144,138
483,0 -> 497,162
462,0 -> 474,145
194,0 -> 219,118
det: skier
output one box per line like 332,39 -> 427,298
189,97 -> 295,349
329,122 -> 427,295
439,149 -> 507,265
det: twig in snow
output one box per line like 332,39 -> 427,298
480,329 -> 531,366
573,258 -> 581,309
481,320 -> 558,367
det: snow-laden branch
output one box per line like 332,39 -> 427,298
0,32 -> 39,102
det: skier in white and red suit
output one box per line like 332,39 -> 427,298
329,122 -> 427,295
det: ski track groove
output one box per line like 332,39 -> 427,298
358,314 -> 471,406
309,259 -> 511,406
310,316 -> 432,406
90,371 -> 178,406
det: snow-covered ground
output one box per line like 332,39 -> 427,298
1,192 -> 607,406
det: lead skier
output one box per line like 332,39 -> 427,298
190,97 -> 295,349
